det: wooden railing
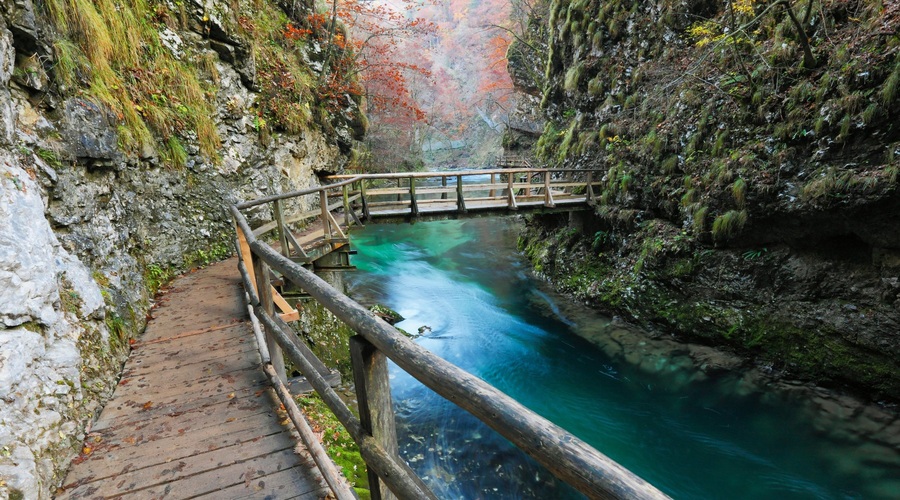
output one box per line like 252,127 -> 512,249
326,168 -> 601,219
229,175 -> 670,500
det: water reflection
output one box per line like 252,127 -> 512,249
346,218 -> 900,499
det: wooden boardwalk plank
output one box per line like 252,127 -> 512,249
59,260 -> 330,500
196,466 -> 330,499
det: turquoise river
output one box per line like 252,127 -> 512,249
344,217 -> 899,499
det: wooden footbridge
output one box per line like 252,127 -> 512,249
61,168 -> 670,499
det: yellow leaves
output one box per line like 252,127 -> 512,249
687,20 -> 724,47
733,0 -> 755,16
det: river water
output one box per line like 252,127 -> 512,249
344,217 -> 899,499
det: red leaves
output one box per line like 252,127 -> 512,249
284,23 -> 312,40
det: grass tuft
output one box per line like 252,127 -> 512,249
711,209 -> 747,240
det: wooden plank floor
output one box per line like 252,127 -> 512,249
58,259 -> 331,500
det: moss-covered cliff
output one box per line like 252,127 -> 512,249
512,0 -> 900,400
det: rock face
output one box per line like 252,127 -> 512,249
0,0 -> 360,497
513,0 -> 900,400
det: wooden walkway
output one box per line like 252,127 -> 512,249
57,259 -> 331,499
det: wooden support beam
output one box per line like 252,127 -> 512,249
274,199 -> 290,258
360,180 -> 371,220
586,171 -> 596,204
253,256 -> 286,382
409,177 -> 418,217
441,176 -> 448,200
235,222 -> 257,296
507,174 -> 518,210
489,173 -> 496,198
351,337 -> 400,500
544,171 -> 556,208
342,184 -> 352,228
456,175 -> 467,213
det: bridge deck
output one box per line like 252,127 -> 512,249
57,260 -> 330,499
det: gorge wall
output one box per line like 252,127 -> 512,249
510,0 -> 900,400
0,0 -> 362,498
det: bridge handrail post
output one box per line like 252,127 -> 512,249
351,336 -> 400,500
409,176 -> 418,217
253,255 -> 287,382
360,179 -> 371,220
586,170 -> 596,203
544,170 -> 555,207
342,184 -> 351,227
274,198 -> 290,258
320,189 -> 332,240
489,173 -> 496,198
456,175 -> 467,213
441,175 -> 448,200
507,173 -> 518,210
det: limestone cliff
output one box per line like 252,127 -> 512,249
0,0 -> 362,497
512,0 -> 900,400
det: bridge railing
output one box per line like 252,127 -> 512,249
229,178 -> 670,500
327,168 -> 601,218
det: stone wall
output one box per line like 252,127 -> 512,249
0,1 -> 354,497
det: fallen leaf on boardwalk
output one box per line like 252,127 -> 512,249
123,436 -> 136,445
226,417 -> 236,422
227,392 -> 235,399
142,401 -> 153,410
82,446 -> 93,455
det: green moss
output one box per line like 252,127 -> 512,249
730,318 -> 900,396
369,304 -> 403,324
711,209 -> 747,240
296,393 -> 370,499
564,62 -> 585,92
880,56 -> 900,105
731,178 -> 746,207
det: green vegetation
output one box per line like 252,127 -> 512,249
144,263 -> 174,295
45,0 -> 220,161
41,0 -> 361,166
58,278 -> 83,315
711,210 -> 747,241
296,393 -> 370,499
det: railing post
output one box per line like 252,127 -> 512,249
351,336 -> 399,500
586,171 -> 595,204
544,170 -> 555,207
235,222 -> 257,295
409,176 -> 418,217
507,173 -> 518,210
441,176 -> 448,200
343,184 -> 352,227
320,190 -> 332,240
397,178 -> 403,202
489,173 -> 496,198
360,180 -> 371,220
253,255 -> 286,382
456,175 -> 467,213
274,199 -> 290,258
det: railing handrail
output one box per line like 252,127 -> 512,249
326,167 -> 602,180
236,176 -> 363,210
228,179 -> 671,499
